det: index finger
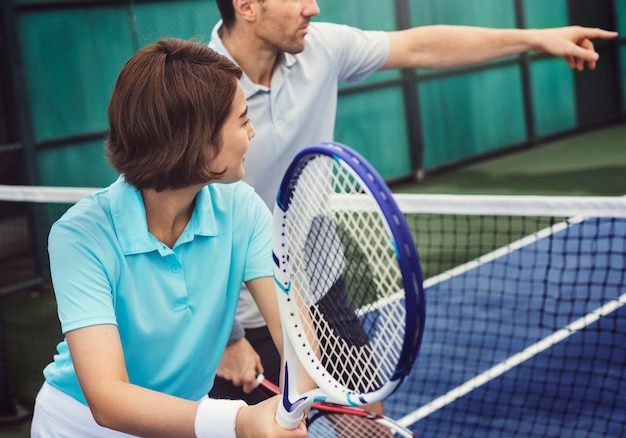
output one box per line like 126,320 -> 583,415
579,27 -> 618,40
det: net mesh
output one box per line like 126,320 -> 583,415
1,185 -> 625,438
388,195 -> 626,437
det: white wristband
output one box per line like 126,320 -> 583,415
194,398 -> 247,438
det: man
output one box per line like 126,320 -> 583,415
208,0 -> 618,405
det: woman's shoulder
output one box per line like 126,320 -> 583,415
50,180 -> 123,238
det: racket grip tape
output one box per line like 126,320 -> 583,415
275,401 -> 306,430
256,373 -> 305,429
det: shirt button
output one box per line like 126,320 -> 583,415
171,265 -> 181,273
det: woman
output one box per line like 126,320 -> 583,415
30,38 -> 306,437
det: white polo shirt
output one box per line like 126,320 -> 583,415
209,20 -> 390,328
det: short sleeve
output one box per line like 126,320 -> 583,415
48,218 -> 118,333
311,22 -> 390,84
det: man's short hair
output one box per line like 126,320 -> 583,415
216,0 -> 236,28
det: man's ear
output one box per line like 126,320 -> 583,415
233,0 -> 257,23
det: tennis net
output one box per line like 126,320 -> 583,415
1,185 -> 625,437
389,194 -> 626,438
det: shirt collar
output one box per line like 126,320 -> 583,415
109,176 -> 218,255
209,20 -> 297,99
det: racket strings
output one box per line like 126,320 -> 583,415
284,155 -> 407,394
307,411 -> 403,437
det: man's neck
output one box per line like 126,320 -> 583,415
221,26 -> 278,87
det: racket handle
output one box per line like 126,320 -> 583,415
275,402 -> 305,430
259,372 -> 306,429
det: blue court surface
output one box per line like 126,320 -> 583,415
386,217 -> 626,437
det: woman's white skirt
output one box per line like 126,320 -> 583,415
30,382 -> 138,437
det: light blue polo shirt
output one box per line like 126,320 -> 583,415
43,175 -> 273,405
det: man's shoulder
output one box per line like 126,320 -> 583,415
305,22 -> 386,51
302,22 -> 364,57
308,21 -> 356,39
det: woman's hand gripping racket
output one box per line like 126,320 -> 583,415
255,373 -> 418,437
272,142 -> 426,429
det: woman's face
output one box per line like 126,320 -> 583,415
212,82 -> 255,183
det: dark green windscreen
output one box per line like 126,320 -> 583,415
618,0 -> 626,32
317,0 -> 395,30
530,58 -> 576,136
523,0 -> 574,136
18,5 -> 133,144
20,0 -> 219,188
409,0 -> 516,27
618,0 -> 626,112
336,87 -> 412,180
419,66 -> 527,169
133,0 -> 218,47
522,0 -> 568,28
38,138 -> 117,187
622,46 -> 626,113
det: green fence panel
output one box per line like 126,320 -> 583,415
530,58 -> 576,136
522,0 -> 573,131
419,65 -> 527,169
621,45 -> 626,113
409,0 -> 516,27
133,0 -> 219,47
317,0 -> 395,30
19,5 -> 134,143
618,0 -> 626,113
336,87 -> 412,180
522,0 -> 568,28
38,138 -> 117,188
617,0 -> 626,33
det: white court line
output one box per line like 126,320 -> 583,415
398,289 -> 626,427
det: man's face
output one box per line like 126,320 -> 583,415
254,0 -> 320,54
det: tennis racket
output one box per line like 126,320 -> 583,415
255,373 -> 418,437
272,142 -> 426,429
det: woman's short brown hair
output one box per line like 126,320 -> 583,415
106,38 -> 242,191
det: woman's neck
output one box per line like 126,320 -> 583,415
142,186 -> 199,248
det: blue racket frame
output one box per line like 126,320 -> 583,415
273,142 -> 426,426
